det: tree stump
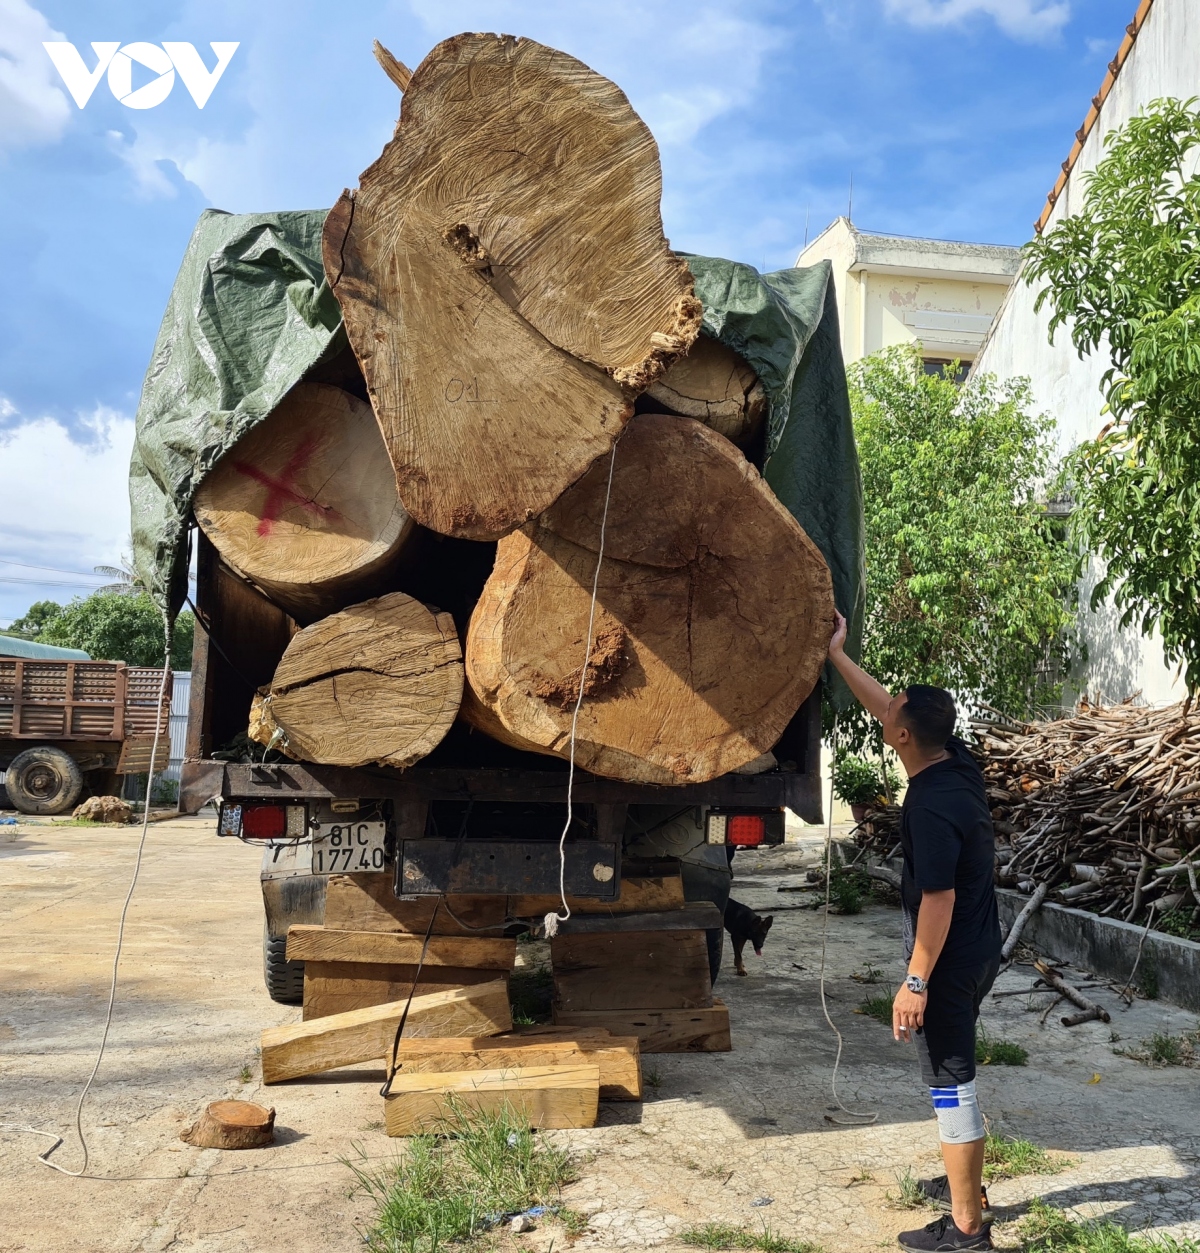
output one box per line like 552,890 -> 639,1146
249,592 -> 463,768
645,334 -> 767,447
193,382 -> 414,623
323,33 -> 701,540
181,1100 -> 275,1149
464,415 -> 834,784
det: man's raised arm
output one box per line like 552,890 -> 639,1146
827,610 -> 893,723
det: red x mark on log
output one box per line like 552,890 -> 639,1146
232,433 -> 340,537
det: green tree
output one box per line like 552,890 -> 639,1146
843,345 -> 1075,751
37,591 -> 194,667
1024,97 -> 1200,694
9,600 -> 64,638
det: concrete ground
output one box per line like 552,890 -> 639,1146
1,815 -> 1197,1253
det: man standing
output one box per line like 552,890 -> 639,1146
828,612 -> 1001,1252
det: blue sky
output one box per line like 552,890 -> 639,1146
0,0 -> 1134,626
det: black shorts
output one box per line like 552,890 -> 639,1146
915,954 -> 1001,1087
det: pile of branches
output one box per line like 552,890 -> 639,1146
976,701 -> 1200,930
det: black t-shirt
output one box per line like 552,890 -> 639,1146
899,736 -> 1001,971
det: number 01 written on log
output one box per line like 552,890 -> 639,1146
311,820 -> 387,874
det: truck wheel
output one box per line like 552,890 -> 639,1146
262,924 -> 305,1005
5,746 -> 84,815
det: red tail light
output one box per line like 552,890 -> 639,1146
241,804 -> 287,839
727,814 -> 765,846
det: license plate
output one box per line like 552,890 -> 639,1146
310,820 -> 387,874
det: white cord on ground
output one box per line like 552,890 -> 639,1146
543,437 -> 621,940
1,618 -> 173,1176
817,717 -> 878,1125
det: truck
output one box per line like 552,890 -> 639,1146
0,640 -> 172,815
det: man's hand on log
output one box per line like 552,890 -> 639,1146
893,982 -> 928,1042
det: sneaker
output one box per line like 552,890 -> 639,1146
918,1174 -> 990,1211
897,1214 -> 993,1251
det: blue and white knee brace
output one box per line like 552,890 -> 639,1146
930,1080 -> 985,1144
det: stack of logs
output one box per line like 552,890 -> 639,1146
257,867 -> 727,1135
192,33 -> 833,788
978,702 -> 1200,926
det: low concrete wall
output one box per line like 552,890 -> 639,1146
996,888 -> 1200,1012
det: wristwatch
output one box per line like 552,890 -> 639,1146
905,973 -> 928,994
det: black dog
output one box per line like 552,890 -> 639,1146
723,898 -> 773,976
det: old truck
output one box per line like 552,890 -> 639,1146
0,638 -> 172,814
138,208 -> 863,1014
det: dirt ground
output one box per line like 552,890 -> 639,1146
1,813 -> 1198,1253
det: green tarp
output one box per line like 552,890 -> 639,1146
130,209 -> 864,702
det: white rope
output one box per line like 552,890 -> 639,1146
817,717 -> 878,1125
543,437 -> 621,939
2,616 -> 173,1175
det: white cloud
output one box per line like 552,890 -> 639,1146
0,404 -> 135,624
0,0 -> 71,153
882,0 -> 1070,43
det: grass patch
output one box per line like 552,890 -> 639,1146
508,963 -> 554,1026
1019,1198 -> 1200,1251
982,1133 -> 1072,1184
856,993 -> 894,1025
348,1101 -> 575,1253
828,863 -> 868,914
1116,1028 -> 1200,1067
976,1030 -> 1028,1066
886,1168 -> 934,1211
678,1221 -> 821,1252
851,962 -> 888,984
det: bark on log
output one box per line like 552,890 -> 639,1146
181,1101 -> 275,1149
464,414 -> 834,784
194,382 -> 414,623
645,334 -> 767,447
323,33 -> 701,540
249,592 -> 462,768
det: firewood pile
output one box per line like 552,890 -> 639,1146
977,702 -> 1200,925
195,34 -> 835,785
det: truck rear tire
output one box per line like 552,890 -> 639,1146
262,924 -> 305,1005
5,746 -> 83,815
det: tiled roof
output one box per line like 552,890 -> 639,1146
1034,0 -> 1155,234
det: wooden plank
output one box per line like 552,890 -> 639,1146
323,875 -> 508,935
509,873 -> 684,918
549,904 -> 722,935
302,962 -> 504,1020
383,1064 -> 600,1136
551,931 -> 712,1012
390,1031 -> 640,1100
261,980 -> 511,1084
554,1001 -> 731,1053
286,926 -> 516,969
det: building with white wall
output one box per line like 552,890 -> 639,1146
796,217 -> 1021,371
972,0 -> 1187,707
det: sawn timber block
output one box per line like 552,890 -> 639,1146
302,961 -> 505,1020
261,979 -> 511,1084
383,1064 -> 600,1136
323,876 -> 508,935
553,1000 -> 731,1053
551,930 -> 712,1012
390,1029 -> 641,1100
286,927 -> 516,970
509,873 -> 684,918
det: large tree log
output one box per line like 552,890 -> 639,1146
464,414 -> 834,784
323,34 -> 701,540
645,334 -> 767,447
249,592 -> 462,768
194,382 -> 413,623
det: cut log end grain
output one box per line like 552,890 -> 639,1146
181,1101 -> 275,1150
324,33 -> 700,539
646,334 -> 768,447
464,414 -> 834,784
248,592 -> 463,769
193,382 -> 414,623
